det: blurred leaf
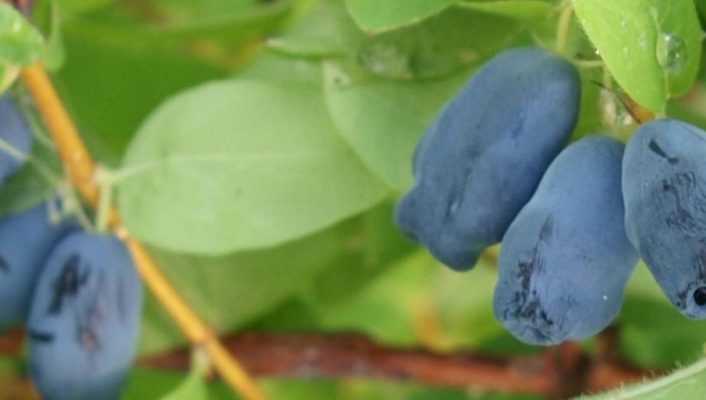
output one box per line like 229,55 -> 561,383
433,263 -> 508,350
267,0 -> 363,58
123,368 -> 232,400
578,358 -> 706,399
305,201 -> 416,304
0,3 -> 45,65
356,8 -> 524,80
139,200 -> 413,353
332,379 -> 542,400
138,216 -> 359,354
118,78 -> 388,255
124,371 -> 539,400
619,297 -> 706,369
159,375 -> 208,400
237,49 -> 323,85
323,62 -> 470,191
50,1 -> 289,63
310,250 -> 436,345
570,68 -> 603,141
345,0 -> 458,33
124,369 -> 186,400
261,378 -> 540,400
245,298 -> 322,332
125,0 -> 292,42
574,0 -> 703,112
32,0 -> 65,70
624,262 -> 667,302
459,1 -> 553,20
0,90 -> 61,217
160,352 -> 209,400
55,20 -> 226,165
0,139 -> 60,216
57,0 -> 114,15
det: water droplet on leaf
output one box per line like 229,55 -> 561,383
358,42 -> 414,80
656,33 -> 687,75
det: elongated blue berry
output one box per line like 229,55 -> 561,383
28,232 -> 143,400
623,119 -> 706,319
397,47 -> 580,270
0,200 -> 75,330
495,136 -> 638,345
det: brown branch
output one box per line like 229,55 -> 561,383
0,327 -> 656,398
141,331 -> 657,399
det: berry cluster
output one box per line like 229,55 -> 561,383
397,47 -> 706,345
0,93 -> 143,399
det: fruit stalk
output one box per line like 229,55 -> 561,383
20,64 -> 266,400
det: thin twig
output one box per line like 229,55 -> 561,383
20,65 -> 266,400
141,331 -> 658,399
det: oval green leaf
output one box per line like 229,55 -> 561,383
345,0 -> 458,33
356,8 -> 524,80
460,1 -> 553,20
266,0 -> 363,58
0,3 -> 45,66
118,79 -> 388,254
324,61 -> 470,192
574,0 -> 703,112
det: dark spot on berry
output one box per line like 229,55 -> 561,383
693,287 -> 706,306
77,324 -> 100,353
648,139 -> 679,164
48,254 -> 90,315
0,255 -> 9,274
28,329 -> 55,344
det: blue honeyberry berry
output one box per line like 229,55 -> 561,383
623,119 -> 706,319
495,136 -> 638,345
28,232 -> 143,400
0,199 -> 76,330
396,47 -> 580,271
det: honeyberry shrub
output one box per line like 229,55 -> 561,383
0,0 -> 706,398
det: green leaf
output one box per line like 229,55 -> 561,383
238,50 -> 323,86
459,1 -> 553,20
0,91 -> 62,217
619,296 -> 706,369
53,0 -> 289,53
574,0 -> 703,112
56,16 -> 227,166
345,0 -> 458,33
578,358 -> 706,399
266,0 -> 363,58
138,216 -> 359,354
118,78 -> 388,255
356,8 -> 525,80
324,61 -> 470,191
56,0 -> 113,15
307,248 -> 530,351
305,201 -> 416,304
135,0 -> 292,42
0,140 -> 60,216
570,69 -> 603,141
32,0 -> 66,70
0,3 -> 45,65
159,372 -> 208,400
160,352 -> 209,400
310,250 -> 438,346
123,368 -> 233,400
